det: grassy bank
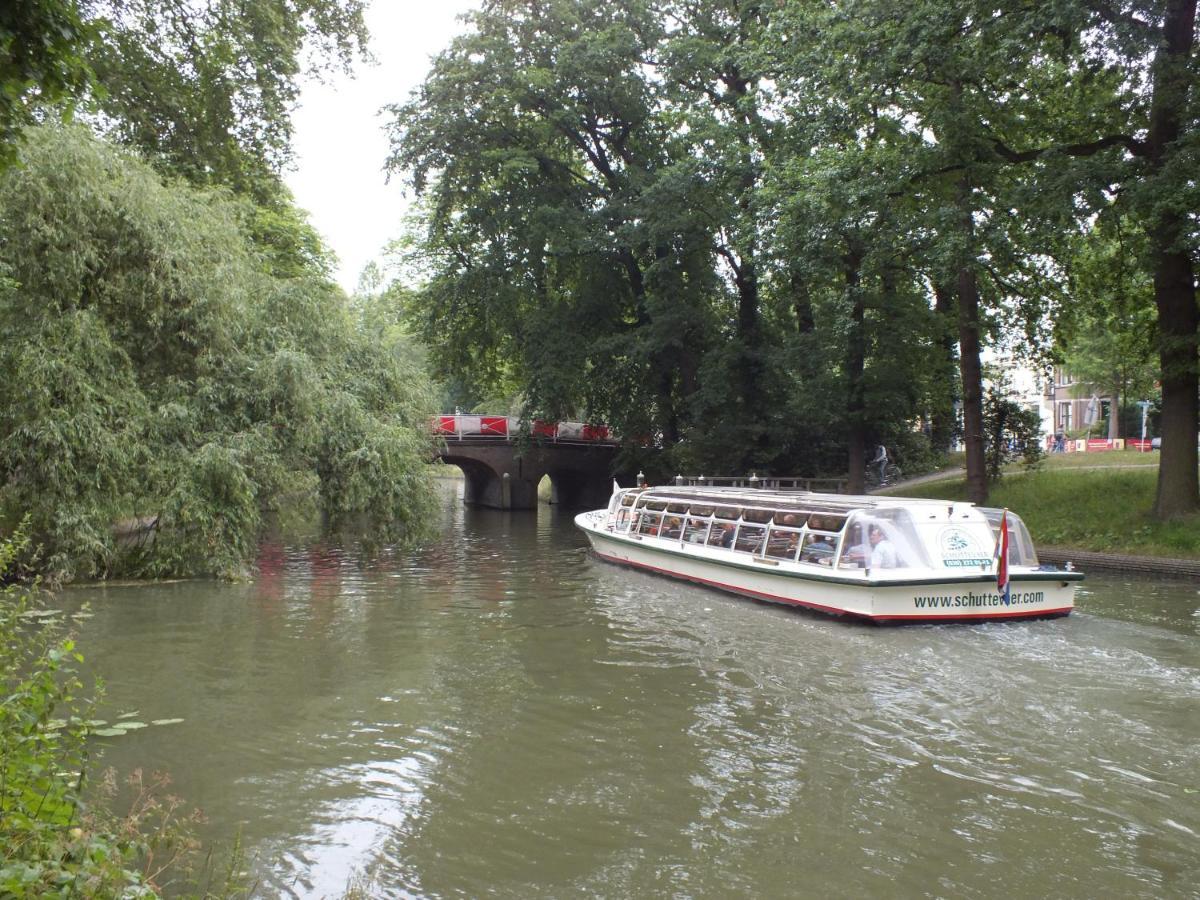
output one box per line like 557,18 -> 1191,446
893,464 -> 1200,558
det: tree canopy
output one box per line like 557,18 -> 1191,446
388,0 -> 1197,515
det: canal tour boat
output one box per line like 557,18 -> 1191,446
574,485 -> 1082,623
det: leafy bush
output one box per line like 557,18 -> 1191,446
1,529 -> 162,894
983,374 -> 1044,481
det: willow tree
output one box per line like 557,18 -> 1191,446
0,126 -> 437,582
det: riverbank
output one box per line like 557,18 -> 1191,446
886,457 -> 1200,577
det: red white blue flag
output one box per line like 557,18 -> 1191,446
995,509 -> 1011,605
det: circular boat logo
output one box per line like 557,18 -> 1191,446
938,527 -> 991,568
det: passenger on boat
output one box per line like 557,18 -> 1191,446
710,523 -> 735,548
771,514 -> 801,555
801,533 -> 835,564
798,516 -> 835,563
868,523 -> 898,568
662,516 -> 683,538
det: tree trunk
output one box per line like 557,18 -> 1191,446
844,244 -> 867,493
1146,0 -> 1198,518
1152,240 -> 1199,517
791,268 -> 815,334
957,265 -> 988,505
931,282 -> 960,453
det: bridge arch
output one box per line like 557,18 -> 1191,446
432,415 -> 631,510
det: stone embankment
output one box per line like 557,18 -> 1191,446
1039,548 -> 1200,579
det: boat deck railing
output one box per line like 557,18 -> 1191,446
669,474 -> 849,493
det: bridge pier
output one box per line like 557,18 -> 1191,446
440,441 -> 627,511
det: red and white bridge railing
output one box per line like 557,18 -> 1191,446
432,415 -> 616,444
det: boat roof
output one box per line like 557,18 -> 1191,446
625,485 -> 977,516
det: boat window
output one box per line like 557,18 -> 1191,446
636,511 -> 663,536
667,502 -> 690,514
660,515 -> 684,539
682,516 -> 711,544
798,530 -> 837,565
766,526 -> 802,560
645,500 -> 668,512
806,513 -> 846,534
735,523 -> 767,554
981,508 -> 1039,566
615,508 -> 632,532
773,511 -> 809,529
620,494 -> 637,507
707,520 -> 735,548
690,505 -> 714,517
836,510 -> 930,570
742,508 -> 773,524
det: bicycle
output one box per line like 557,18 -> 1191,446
865,461 -> 902,489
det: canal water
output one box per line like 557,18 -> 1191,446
67,485 -> 1199,898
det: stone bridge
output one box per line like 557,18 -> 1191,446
433,415 -> 629,510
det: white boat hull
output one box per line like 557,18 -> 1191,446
576,511 -> 1077,624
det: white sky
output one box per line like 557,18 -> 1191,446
286,1 -> 479,293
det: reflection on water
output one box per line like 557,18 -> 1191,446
67,484 -> 1200,898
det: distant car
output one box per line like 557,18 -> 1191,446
1151,437 -> 1162,450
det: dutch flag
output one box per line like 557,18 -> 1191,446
995,509 -> 1011,605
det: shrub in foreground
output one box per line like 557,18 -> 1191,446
0,530 -> 201,896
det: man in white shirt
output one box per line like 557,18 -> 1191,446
868,523 -> 899,568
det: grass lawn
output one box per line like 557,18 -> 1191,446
893,466 -> 1200,558
1039,449 -> 1160,469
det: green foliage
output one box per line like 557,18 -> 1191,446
896,466 -> 1200,559
982,376 -> 1045,482
86,0 -> 369,198
0,528 -> 149,895
1059,221 -> 1159,421
0,125 -> 437,582
0,0 -> 94,170
387,0 -> 953,480
383,0 -> 1196,515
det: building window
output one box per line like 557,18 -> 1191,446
1059,403 -> 1072,431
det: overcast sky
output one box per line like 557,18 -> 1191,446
286,1 -> 479,293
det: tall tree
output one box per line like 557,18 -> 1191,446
1060,222 -> 1159,438
387,0 -> 725,465
657,0 -> 779,469
0,0 -> 94,168
86,0 -> 369,197
1129,0 -> 1198,516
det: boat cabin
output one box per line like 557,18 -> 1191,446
606,486 -> 1039,574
